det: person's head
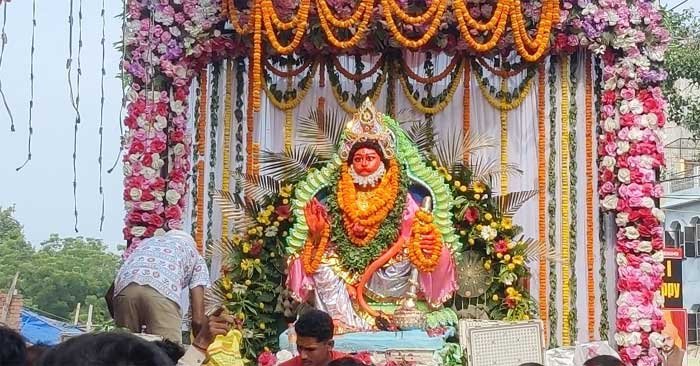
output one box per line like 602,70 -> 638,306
348,140 -> 388,177
25,344 -> 51,366
328,357 -> 365,366
37,332 -> 174,366
153,339 -> 185,364
583,355 -> 624,366
662,332 -> 676,352
518,363 -> 544,366
294,310 -> 335,366
0,325 -> 26,366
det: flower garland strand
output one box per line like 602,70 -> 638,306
247,58 -> 256,176
196,69 -> 209,251
499,77 -> 508,194
328,58 -> 386,114
234,57 -> 246,196
472,58 -> 537,111
191,75 -> 202,237
316,0 -> 373,49
559,56 -> 571,347
221,61 -> 234,238
207,62 -> 222,250
381,0 -> 449,50
567,53 -> 579,343
547,56 -> 559,348
594,58 -> 609,340
17,0 -> 37,171
98,0 -> 106,230
537,63 -> 547,331
584,53 -> 595,338
398,57 -> 464,115
408,210 -> 443,272
463,60 -> 471,159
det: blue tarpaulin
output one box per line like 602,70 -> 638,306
19,309 -> 84,345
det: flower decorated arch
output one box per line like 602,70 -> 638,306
122,0 -> 668,364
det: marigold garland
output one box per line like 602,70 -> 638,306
260,0 -> 311,53
316,0 -> 373,49
247,56 -> 256,175
453,0 -> 510,53
380,0 -> 448,49
284,109 -> 293,150
476,56 -> 533,78
567,53 -> 579,343
222,61 -> 234,238
400,53 -> 460,84
537,63 -> 547,331
560,56 -> 571,346
197,69 -> 209,156
196,160 -> 206,252
224,0 -> 252,34
263,60 -> 318,111
383,0 -> 442,25
337,161 -> 401,246
509,0 -> 559,61
499,78 -> 509,194
407,210 -> 443,272
546,57 -> 559,347
473,59 -> 537,111
251,0 -> 263,110
302,226 -> 330,274
584,53 -> 595,338
333,55 -> 385,81
328,59 -> 386,114
264,56 -> 313,78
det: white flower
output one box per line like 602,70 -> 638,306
637,241 -> 652,253
166,189 -> 182,205
654,291 -> 664,306
480,226 -> 497,241
639,319 -> 652,332
639,262 -> 652,273
628,127 -> 643,141
641,197 -> 656,208
602,156 -> 616,170
604,117 -> 619,132
651,251 -> 664,263
639,156 -> 654,169
142,167 -> 157,180
649,332 -> 665,348
155,115 -> 167,130
616,212 -> 629,226
602,195 -> 619,210
129,188 -> 143,201
171,100 -> 186,115
617,141 -> 630,154
154,228 -> 166,236
174,143 -> 185,156
616,253 -> 628,266
624,226 -> 640,240
618,168 -> 631,184
140,201 -> 155,211
124,162 -> 133,176
652,208 -> 665,222
131,226 -> 147,237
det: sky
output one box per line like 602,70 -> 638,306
0,0 -> 698,250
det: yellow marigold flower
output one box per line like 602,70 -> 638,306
473,181 -> 486,193
512,255 -> 524,265
484,260 -> 491,270
445,174 -> 453,182
484,213 -> 493,221
504,254 -> 511,262
492,294 -> 499,301
490,222 -> 498,228
507,263 -> 515,271
222,277 -> 232,291
226,292 -> 233,300
502,217 -> 513,230
454,181 -> 462,188
459,185 -> 467,192
468,238 -> 475,245
474,193 -> 481,200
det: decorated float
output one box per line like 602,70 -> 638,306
118,0 -> 669,364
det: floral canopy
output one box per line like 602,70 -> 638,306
121,0 -> 669,364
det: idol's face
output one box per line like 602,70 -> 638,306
351,147 -> 382,177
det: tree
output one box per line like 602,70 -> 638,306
0,208 -> 120,325
663,7 -> 700,138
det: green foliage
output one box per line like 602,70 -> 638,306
0,207 -> 120,325
663,8 -> 700,137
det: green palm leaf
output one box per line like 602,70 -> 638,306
491,190 -> 538,217
260,145 -> 320,182
434,131 -> 496,172
469,154 -> 522,184
295,107 -> 347,160
213,190 -> 260,232
404,120 -> 436,156
235,173 -> 282,203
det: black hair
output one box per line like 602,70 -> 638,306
153,339 -> 185,364
0,326 -> 27,366
328,357 -> 365,366
583,355 -> 624,366
294,309 -> 334,342
347,140 -> 389,167
518,363 -> 544,366
37,332 -> 174,366
25,344 -> 51,366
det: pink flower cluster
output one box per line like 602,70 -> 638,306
122,0 -> 226,252
587,0 -> 669,361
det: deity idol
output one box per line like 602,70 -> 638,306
286,99 -> 457,332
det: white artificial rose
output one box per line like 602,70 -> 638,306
617,141 -> 630,154
174,143 -> 185,157
154,228 -> 166,236
654,291 -> 665,307
652,208 -> 665,222
628,127 -> 643,141
639,319 -> 652,332
629,99 -> 644,115
651,251 -> 664,263
130,226 -> 147,237
154,115 -> 167,130
171,100 -> 186,115
624,226 -> 640,240
153,190 -> 165,200
123,163 -> 133,176
602,156 -> 616,170
166,189 -> 182,205
639,262 -> 652,273
616,212 -> 630,226
129,188 -> 142,201
637,241 -> 652,253
618,168 -> 631,184
151,153 -> 164,170
604,117 -> 619,132
641,197 -> 655,208
142,167 -> 157,180
140,201 -> 155,211
602,195 -> 619,210
616,253 -> 629,266
649,332 -> 665,348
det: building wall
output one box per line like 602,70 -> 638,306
662,199 -> 700,310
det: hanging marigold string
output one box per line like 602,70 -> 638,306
560,56 -> 571,347
252,142 -> 261,175
328,58 -> 387,114
463,60 -> 471,160
584,52 -> 595,338
567,53 -> 579,343
221,61 -> 234,238
547,56 -> 559,347
316,0 -> 374,49
251,0 -> 263,110
284,109 -> 293,150
453,0 -> 510,53
260,0 -> 312,54
263,59 -> 318,110
381,0 -> 449,49
473,58 -> 537,111
224,0 -> 253,34
408,210 -> 443,272
537,63 -> 547,333
333,55 -> 385,81
303,226 -> 330,274
509,0 -> 559,61
206,63 -> 222,250
247,58 -> 256,175
475,56 -> 533,78
196,160 -> 206,252
499,77 -> 508,194
198,69 -> 209,156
